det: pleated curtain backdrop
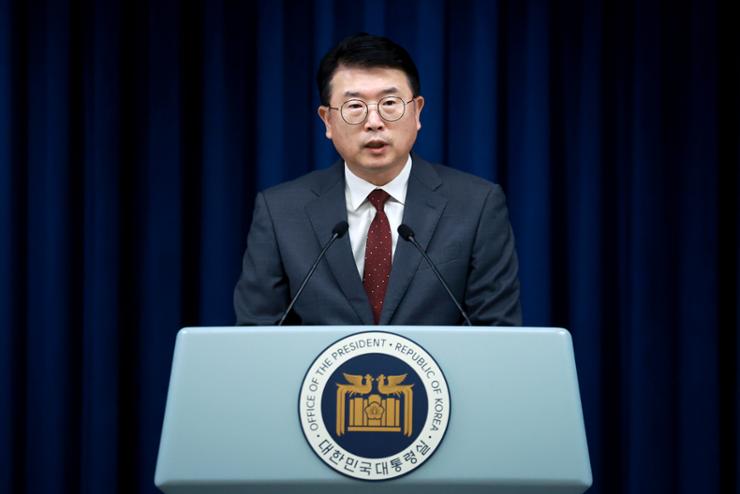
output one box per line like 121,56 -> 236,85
0,0 -> 737,493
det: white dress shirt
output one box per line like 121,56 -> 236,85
344,156 -> 412,279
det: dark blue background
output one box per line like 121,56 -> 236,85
0,1 -> 737,493
321,353 -> 428,458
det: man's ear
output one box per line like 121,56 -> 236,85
413,96 -> 425,131
317,106 -> 333,139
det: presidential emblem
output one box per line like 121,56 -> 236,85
298,331 -> 450,480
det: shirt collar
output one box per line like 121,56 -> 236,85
344,155 -> 412,211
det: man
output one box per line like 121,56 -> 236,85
234,33 -> 521,326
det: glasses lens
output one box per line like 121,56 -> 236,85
378,96 -> 406,121
341,100 -> 368,124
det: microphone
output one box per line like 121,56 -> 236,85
277,221 -> 349,326
397,224 -> 472,326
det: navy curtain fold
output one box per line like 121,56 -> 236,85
0,1 -> 737,493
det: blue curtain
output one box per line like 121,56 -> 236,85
1,0 -> 737,493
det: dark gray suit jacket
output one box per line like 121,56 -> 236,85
234,155 -> 521,326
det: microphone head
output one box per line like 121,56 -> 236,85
333,221 -> 349,238
397,224 -> 415,240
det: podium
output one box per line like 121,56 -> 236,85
155,326 -> 592,493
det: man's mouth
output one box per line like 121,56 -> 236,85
365,140 -> 388,149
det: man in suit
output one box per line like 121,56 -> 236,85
234,33 -> 521,326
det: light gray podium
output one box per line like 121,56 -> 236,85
155,326 -> 592,493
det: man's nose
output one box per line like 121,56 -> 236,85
364,106 -> 385,130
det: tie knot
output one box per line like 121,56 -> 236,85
367,189 -> 390,211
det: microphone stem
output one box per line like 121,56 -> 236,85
277,232 -> 339,326
408,235 -> 472,326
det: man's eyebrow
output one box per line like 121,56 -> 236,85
343,87 -> 400,98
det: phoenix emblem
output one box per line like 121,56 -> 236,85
336,373 -> 414,437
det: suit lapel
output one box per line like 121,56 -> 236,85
305,163 -> 375,325
379,157 -> 447,325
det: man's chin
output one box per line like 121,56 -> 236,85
358,159 -> 398,174
350,159 -> 405,185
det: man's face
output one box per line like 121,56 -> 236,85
318,66 -> 425,186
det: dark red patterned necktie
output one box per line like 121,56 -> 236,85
363,189 -> 392,324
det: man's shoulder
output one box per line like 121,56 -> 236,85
433,163 -> 498,188
413,156 -> 503,197
261,161 -> 343,200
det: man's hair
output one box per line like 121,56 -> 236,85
316,33 -> 421,106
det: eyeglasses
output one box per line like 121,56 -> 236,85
328,96 -> 416,125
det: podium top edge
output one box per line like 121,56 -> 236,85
178,326 -> 570,337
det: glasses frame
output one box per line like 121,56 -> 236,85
328,96 -> 417,125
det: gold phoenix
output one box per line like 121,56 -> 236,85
336,373 -> 414,437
